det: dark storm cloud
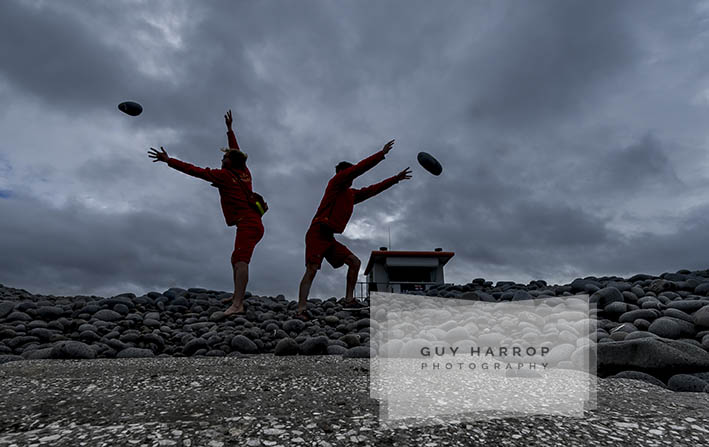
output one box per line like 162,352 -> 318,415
467,0 -> 641,129
1,0 -> 708,298
0,0 -> 155,111
0,192 -> 231,296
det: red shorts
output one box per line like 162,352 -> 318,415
231,216 -> 264,264
305,223 -> 353,269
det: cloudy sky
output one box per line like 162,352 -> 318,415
2,0 -> 709,299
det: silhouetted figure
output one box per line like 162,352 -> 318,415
148,110 -> 264,316
297,139 -> 412,320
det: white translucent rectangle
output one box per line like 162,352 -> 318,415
370,292 -> 597,426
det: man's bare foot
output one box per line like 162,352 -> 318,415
224,304 -> 245,316
221,295 -> 235,304
294,310 -> 312,321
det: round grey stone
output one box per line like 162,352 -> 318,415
6,311 -> 32,322
343,346 -> 374,358
326,345 -> 347,355
324,315 -> 339,325
0,301 -> 14,319
663,308 -> 693,323
184,338 -> 209,356
355,318 -> 371,330
274,338 -> 299,356
113,303 -> 130,315
648,318 -> 681,339
695,283 -> 709,296
590,288 -> 624,308
339,334 -> 361,348
694,306 -> 709,328
668,374 -> 708,392
93,309 -> 122,322
117,347 -> 155,358
618,309 -> 660,323
625,331 -> 659,341
300,336 -> 329,355
283,319 -> 305,333
209,311 -> 226,322
36,306 -> 64,320
50,341 -> 95,359
23,347 -> 53,360
603,301 -> 628,316
231,335 -> 258,354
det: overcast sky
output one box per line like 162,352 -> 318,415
2,0 -> 709,299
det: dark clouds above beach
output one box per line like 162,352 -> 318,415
2,0 -> 709,298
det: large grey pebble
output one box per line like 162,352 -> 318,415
274,338 -> 299,356
695,283 -> 709,296
591,288 -> 624,308
343,346 -> 374,358
184,338 -> 208,356
668,374 -> 708,392
36,306 -> 64,320
300,336 -> 328,355
231,335 -> 258,354
339,334 -> 361,348
618,309 -> 661,323
117,347 -> 155,358
625,331 -> 659,341
598,338 -> 709,372
327,345 -> 347,355
667,300 -> 709,313
93,309 -> 122,322
648,318 -> 681,339
50,341 -> 95,359
5,311 -> 32,322
23,347 -> 53,360
694,306 -> 709,328
0,301 -> 14,319
283,319 -> 305,333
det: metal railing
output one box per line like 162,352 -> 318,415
355,281 -> 441,300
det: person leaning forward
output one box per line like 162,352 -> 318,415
148,110 -> 264,316
297,139 -> 412,320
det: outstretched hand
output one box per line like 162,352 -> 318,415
396,167 -> 412,181
224,109 -> 233,130
148,146 -> 169,163
382,139 -> 395,155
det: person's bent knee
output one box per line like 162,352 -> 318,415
345,255 -> 361,269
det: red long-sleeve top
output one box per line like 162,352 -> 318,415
311,150 -> 400,233
166,130 -> 259,226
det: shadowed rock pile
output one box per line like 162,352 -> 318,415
0,286 -> 373,364
4,268 -> 709,392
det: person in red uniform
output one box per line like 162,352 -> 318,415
148,110 -> 264,316
297,139 -> 412,319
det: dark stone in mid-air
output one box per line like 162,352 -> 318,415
118,101 -> 143,116
417,152 -> 442,176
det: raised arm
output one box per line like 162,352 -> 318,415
148,146 -> 224,184
331,139 -> 396,187
225,109 -> 241,151
353,167 -> 412,204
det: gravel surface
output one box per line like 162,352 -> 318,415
1,356 -> 709,446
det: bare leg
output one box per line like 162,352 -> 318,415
298,264 -> 319,314
225,261 -> 248,315
343,255 -> 361,302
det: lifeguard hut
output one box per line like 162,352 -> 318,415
361,247 -> 455,297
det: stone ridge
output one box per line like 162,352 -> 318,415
3,267 -> 709,392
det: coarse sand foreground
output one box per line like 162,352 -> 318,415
1,356 -> 709,446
